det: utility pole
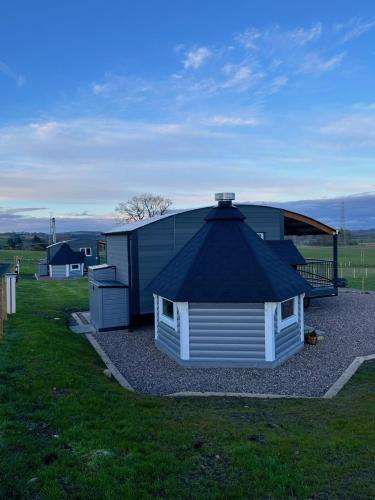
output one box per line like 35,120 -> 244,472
49,214 -> 56,245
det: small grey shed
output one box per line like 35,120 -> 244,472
150,193 -> 311,368
88,264 -> 129,331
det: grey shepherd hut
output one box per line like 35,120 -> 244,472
88,193 -> 338,337
150,193 -> 311,367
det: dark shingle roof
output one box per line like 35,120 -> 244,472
267,240 -> 306,266
150,204 -> 311,303
49,243 -> 84,265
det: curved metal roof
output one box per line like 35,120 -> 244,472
105,204 -> 337,236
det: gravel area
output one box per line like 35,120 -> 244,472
92,290 -> 375,397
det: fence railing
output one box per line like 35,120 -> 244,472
297,259 -> 334,289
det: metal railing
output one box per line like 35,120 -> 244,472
297,259 -> 334,288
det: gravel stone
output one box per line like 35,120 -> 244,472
92,290 -> 375,397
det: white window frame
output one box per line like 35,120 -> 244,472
158,296 -> 177,329
278,296 -> 298,329
70,263 -> 80,271
80,247 -> 92,257
257,232 -> 265,239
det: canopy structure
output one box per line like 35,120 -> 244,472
284,210 -> 337,236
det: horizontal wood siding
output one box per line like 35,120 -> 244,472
157,319 -> 180,359
50,265 -> 66,278
137,206 -> 283,314
189,303 -> 265,363
106,235 -> 129,284
275,322 -> 301,358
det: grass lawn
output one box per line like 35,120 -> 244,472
299,245 -> 375,291
0,252 -> 374,498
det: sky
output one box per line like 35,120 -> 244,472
1,0 -> 375,232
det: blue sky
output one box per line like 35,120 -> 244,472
1,0 -> 375,231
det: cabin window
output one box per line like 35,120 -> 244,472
159,297 -> 176,329
71,264 -> 80,271
257,232 -> 265,239
279,297 -> 298,329
80,247 -> 92,256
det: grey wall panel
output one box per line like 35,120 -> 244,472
69,268 -> 82,277
50,265 -> 66,278
88,266 -> 116,281
39,262 -> 48,276
275,322 -> 301,358
102,288 -> 129,328
239,205 -> 283,240
189,303 -> 265,362
69,239 -> 100,268
89,283 -> 101,329
106,235 -> 129,284
90,284 -> 129,330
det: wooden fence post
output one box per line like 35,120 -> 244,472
0,279 -> 4,339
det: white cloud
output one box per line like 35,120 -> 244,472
335,17 -> 375,44
234,28 -> 262,49
222,64 -> 264,91
319,115 -> 375,146
299,52 -> 345,74
183,47 -> 211,69
286,23 -> 322,46
0,60 -> 25,87
235,23 -> 322,51
268,75 -> 288,93
207,115 -> 258,126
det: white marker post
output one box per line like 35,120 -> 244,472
6,273 -> 17,314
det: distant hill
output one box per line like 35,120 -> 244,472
0,231 -> 103,250
255,192 -> 375,230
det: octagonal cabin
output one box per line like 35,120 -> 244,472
150,193 -> 311,367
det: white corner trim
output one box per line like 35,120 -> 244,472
300,293 -> 305,341
153,294 -> 158,340
177,302 -> 190,360
49,265 -> 53,277
65,264 -> 69,277
264,302 -> 277,361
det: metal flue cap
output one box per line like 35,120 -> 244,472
215,192 -> 235,202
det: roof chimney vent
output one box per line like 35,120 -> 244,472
215,192 -> 235,206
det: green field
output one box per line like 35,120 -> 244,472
0,251 -> 374,498
299,245 -> 375,291
1,246 -> 375,292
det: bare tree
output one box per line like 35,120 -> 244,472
115,193 -> 173,223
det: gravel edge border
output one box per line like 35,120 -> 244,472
85,329 -> 374,400
323,353 -> 375,398
86,334 -> 134,392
